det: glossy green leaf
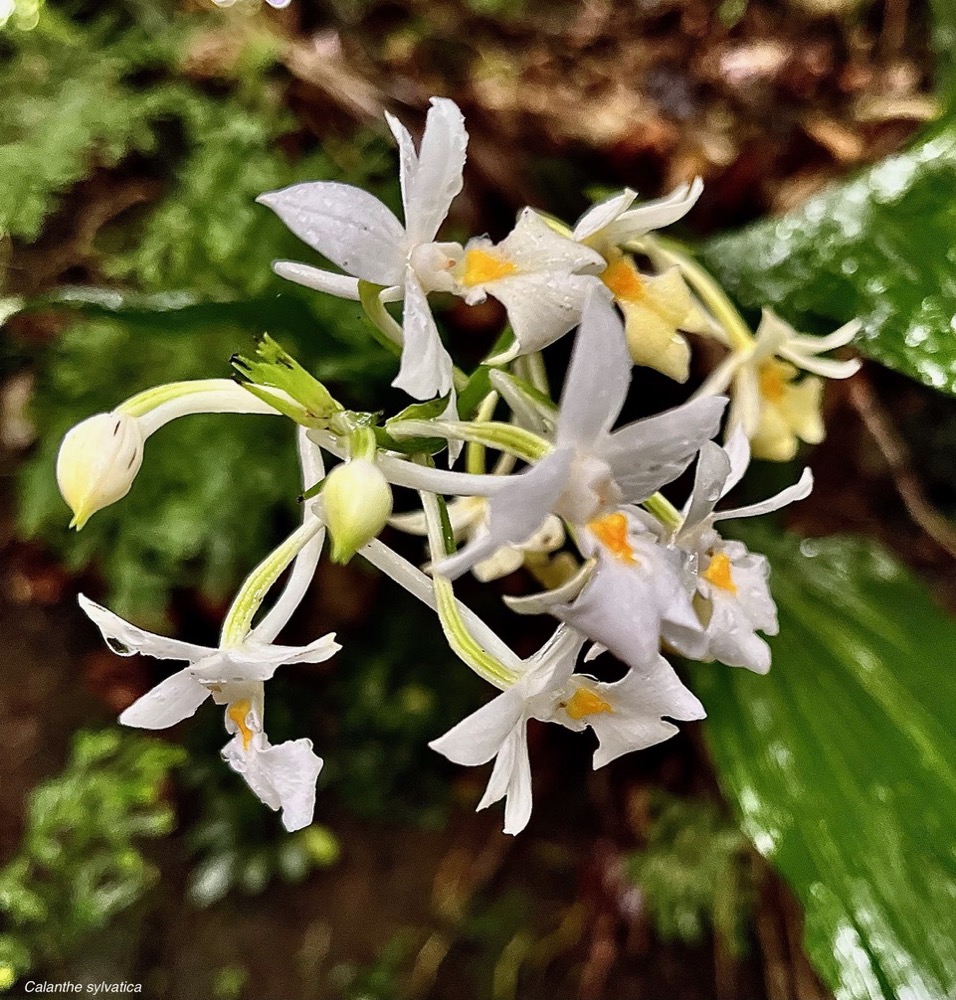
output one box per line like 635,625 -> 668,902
696,531 -> 956,999
701,131 -> 956,394
700,0 -> 956,395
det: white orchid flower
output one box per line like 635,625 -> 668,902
689,539 -> 778,674
430,626 -> 703,834
390,494 -> 565,582
565,179 -> 710,382
433,288 -> 727,580
697,309 -> 861,461
455,209 -> 605,359
665,432 -> 813,672
79,593 -> 338,831
259,98 -> 468,400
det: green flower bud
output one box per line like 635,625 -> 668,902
323,459 -> 393,564
56,412 -> 144,529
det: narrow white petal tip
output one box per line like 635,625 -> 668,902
484,345 -> 520,367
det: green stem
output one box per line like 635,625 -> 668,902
420,490 -> 517,688
220,519 -> 324,646
349,425 -> 377,462
391,419 -> 551,464
642,492 -> 683,533
465,392 -> 500,476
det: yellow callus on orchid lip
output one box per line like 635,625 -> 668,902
702,552 -> 737,594
749,359 -> 824,462
588,512 -> 636,564
460,248 -> 518,287
228,699 -> 255,751
601,257 -> 707,383
564,687 -> 614,721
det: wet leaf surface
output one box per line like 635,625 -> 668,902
701,127 -> 956,395
697,530 -> 956,1000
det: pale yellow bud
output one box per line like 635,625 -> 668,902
56,412 -> 144,529
322,459 -> 393,564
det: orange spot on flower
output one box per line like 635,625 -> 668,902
227,699 -> 254,751
702,552 -> 737,594
758,359 -> 791,403
589,512 -> 635,564
601,257 -> 645,303
461,248 -> 517,286
564,687 -> 614,721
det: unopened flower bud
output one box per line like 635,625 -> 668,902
323,459 -> 393,564
56,412 -> 144,529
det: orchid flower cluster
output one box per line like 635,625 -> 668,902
56,98 -> 860,835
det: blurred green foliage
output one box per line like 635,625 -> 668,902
626,793 -> 753,956
0,3 -> 174,240
0,729 -> 186,988
7,2 -> 400,624
332,934 -> 414,1000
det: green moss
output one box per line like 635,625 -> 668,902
0,729 -> 186,986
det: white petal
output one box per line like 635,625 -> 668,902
257,182 -> 405,285
472,723 -> 534,835
488,272 -> 598,356
502,725 -> 534,835
702,587 -> 772,674
600,177 -> 704,245
693,350 -> 742,399
588,656 -> 705,768
682,442 -> 732,533
778,348 -> 861,379
786,318 -> 861,353
499,208 -> 605,273
571,189 -> 637,241
119,668 -> 209,729
429,685 -> 526,766
402,97 -> 467,244
252,429 -> 327,645
223,735 -> 323,832
554,560 -> 662,671
522,624 -> 585,700
384,111 -> 419,228
388,508 -> 430,535
433,449 -> 573,581
224,634 -> 341,676
473,545 -> 525,582
604,395 -> 727,502
271,261 -> 362,300
79,594 -> 210,662
714,467 -> 813,521
393,268 -> 454,399
503,558 -> 596,616
721,427 -> 751,497
728,367 -> 761,438
556,286 -> 631,447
